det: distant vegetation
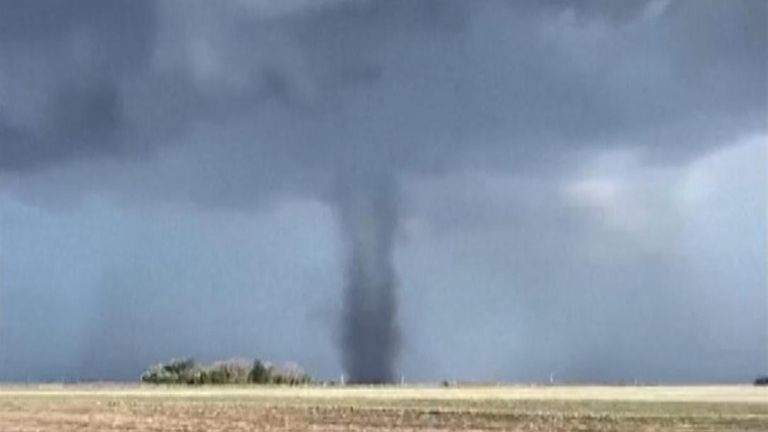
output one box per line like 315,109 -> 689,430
141,358 -> 312,385
755,376 -> 768,386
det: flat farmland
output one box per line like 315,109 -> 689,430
0,385 -> 766,431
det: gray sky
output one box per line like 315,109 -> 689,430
0,0 -> 766,382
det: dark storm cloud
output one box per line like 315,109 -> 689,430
0,0 -> 156,171
1,0 -> 764,179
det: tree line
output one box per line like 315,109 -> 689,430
141,358 -> 312,385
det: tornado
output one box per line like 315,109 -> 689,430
336,170 -> 400,383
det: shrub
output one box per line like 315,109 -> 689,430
204,359 -> 252,385
248,360 -> 270,384
141,358 -> 198,384
266,362 -> 312,385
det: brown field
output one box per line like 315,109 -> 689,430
0,384 -> 766,431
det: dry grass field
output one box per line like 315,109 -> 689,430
0,384 -> 766,431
